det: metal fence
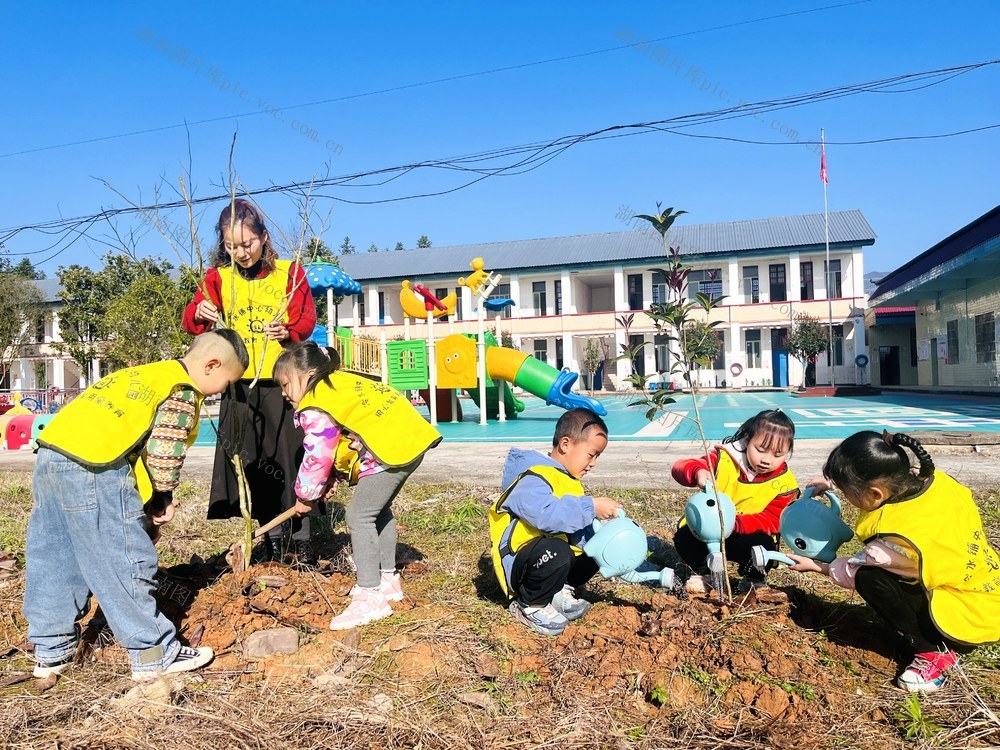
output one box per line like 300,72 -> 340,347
0,388 -> 83,414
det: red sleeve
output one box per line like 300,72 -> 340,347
284,263 -> 317,342
732,486 -> 800,535
181,268 -> 223,335
671,449 -> 720,487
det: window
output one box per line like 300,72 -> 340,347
651,272 -> 668,304
745,330 -> 761,368
824,259 -> 842,299
654,333 -> 671,372
35,314 -> 46,343
533,340 -> 547,363
688,268 -> 722,301
947,320 -> 959,364
910,327 -> 918,367
769,264 -> 787,302
628,334 -> 645,377
627,274 -> 644,310
830,324 -> 844,366
378,291 -> 385,325
554,280 -> 562,315
358,295 -> 365,326
454,287 -> 463,321
712,330 -> 725,369
435,287 -> 449,322
742,266 -> 759,303
976,312 -> 996,363
532,281 -> 547,316
496,283 -> 512,318
555,338 -> 564,370
800,261 -> 814,300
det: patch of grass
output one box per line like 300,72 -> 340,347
679,664 -> 728,696
894,693 -> 943,741
756,673 -> 817,700
514,670 -> 539,683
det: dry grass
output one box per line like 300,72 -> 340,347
1,470 -> 999,749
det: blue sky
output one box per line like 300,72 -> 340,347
2,0 -> 998,278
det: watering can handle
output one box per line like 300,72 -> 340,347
591,507 -> 626,531
803,486 -> 844,518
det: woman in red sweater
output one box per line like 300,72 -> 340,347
182,199 -> 318,566
672,410 -> 799,593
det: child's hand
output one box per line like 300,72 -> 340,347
593,496 -> 623,520
786,553 -> 829,575
194,300 -> 219,324
295,498 -> 316,516
264,323 -> 289,341
695,469 -> 713,489
805,479 -> 833,495
149,502 -> 176,527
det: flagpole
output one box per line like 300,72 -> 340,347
822,128 -> 836,388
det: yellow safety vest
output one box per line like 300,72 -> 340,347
217,259 -> 292,380
715,447 -> 798,516
38,360 -> 203,503
489,465 -> 586,598
855,471 -> 1000,645
297,373 -> 441,468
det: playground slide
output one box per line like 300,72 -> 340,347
476,339 -> 607,417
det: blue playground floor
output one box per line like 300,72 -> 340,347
423,390 -> 1000,443
193,390 -> 1000,445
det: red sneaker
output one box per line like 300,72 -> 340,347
898,650 -> 958,693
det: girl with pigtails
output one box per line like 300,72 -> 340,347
789,430 -> 1000,693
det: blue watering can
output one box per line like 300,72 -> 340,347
749,546 -> 796,574
684,489 -> 737,593
585,509 -> 647,579
779,486 -> 854,563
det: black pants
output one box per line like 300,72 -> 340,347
674,524 -> 777,580
509,537 -> 599,606
854,567 -> 973,655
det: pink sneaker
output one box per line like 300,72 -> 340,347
379,571 -> 405,602
329,586 -> 393,631
898,650 -> 959,693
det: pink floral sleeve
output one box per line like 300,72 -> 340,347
294,409 -> 342,501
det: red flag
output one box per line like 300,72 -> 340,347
820,131 -> 829,185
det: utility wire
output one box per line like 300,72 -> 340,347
2,57 -> 997,259
0,0 -> 873,160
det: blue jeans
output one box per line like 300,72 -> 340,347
23,448 -> 180,675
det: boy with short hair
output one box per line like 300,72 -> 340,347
489,408 -> 622,636
24,329 -> 248,682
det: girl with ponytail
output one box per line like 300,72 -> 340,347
789,430 -> 1000,693
274,341 -> 442,630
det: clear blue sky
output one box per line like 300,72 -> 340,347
2,0 -> 998,279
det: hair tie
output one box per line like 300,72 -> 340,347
320,347 -> 331,361
882,430 -> 895,447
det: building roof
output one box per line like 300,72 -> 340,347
869,204 -> 1000,305
337,209 -> 876,282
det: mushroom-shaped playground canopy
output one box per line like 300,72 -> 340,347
305,263 -> 362,296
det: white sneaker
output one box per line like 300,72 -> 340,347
33,657 -> 73,679
132,645 -> 214,682
329,586 -> 393,630
379,571 -> 405,602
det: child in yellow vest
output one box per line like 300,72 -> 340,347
672,410 -> 799,593
24,330 -> 248,682
273,341 -> 442,629
489,409 -> 622,636
789,430 -> 1000,693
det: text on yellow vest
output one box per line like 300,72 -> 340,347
38,360 -> 204,503
855,471 -> 1000,645
297,372 -> 441,468
217,259 -> 292,379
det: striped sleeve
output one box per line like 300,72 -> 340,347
145,386 -> 199,492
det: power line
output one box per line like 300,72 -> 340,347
2,57 -> 997,261
0,0 -> 873,160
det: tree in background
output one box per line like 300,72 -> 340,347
339,236 -> 356,255
583,339 -> 604,391
103,271 -> 190,369
393,242 -> 405,252
367,243 -> 379,254
787,312 -> 829,388
0,270 -> 45,388
0,257 -> 46,279
416,235 -> 432,249
680,320 -> 723,391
